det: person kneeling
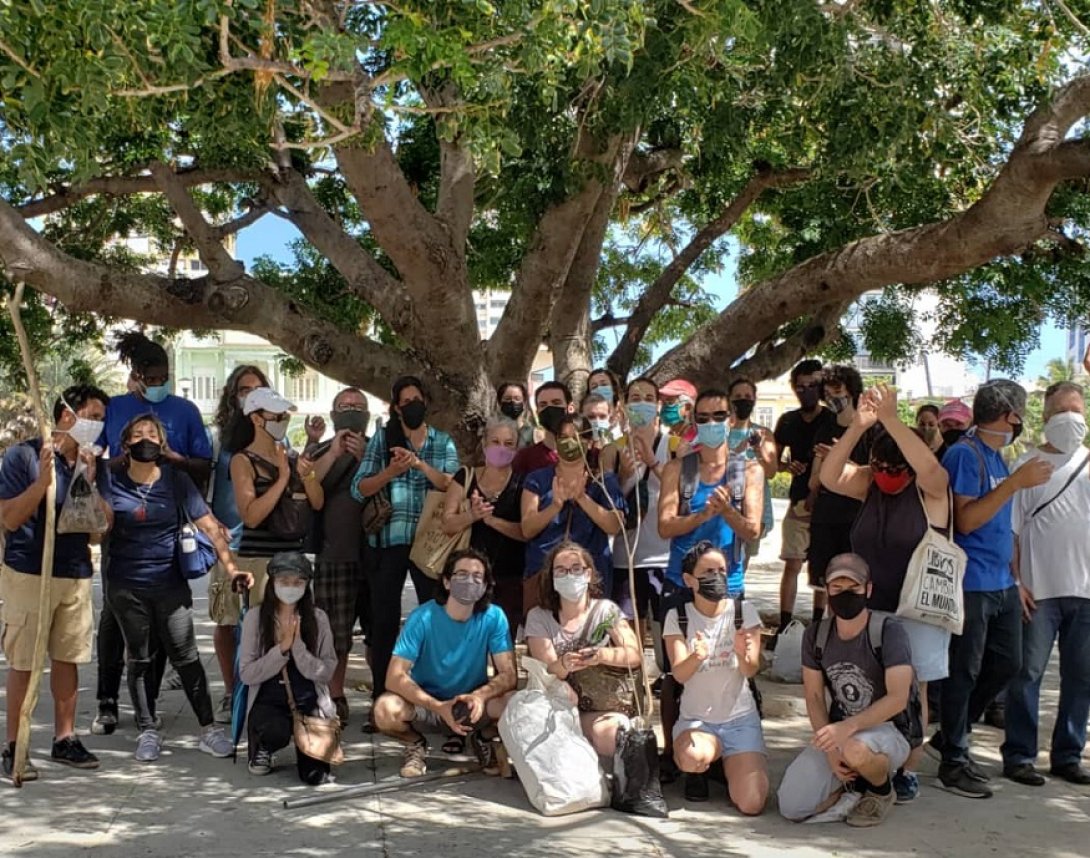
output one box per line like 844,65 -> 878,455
374,548 -> 516,778
240,552 -> 338,784
778,553 -> 915,827
664,542 -> 768,815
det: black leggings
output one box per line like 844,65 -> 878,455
248,700 -> 331,784
106,583 -> 214,730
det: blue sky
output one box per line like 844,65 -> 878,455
237,220 -> 1069,381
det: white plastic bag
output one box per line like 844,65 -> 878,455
769,619 -> 805,683
498,657 -> 609,816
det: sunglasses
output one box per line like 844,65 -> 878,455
694,411 -> 729,425
871,461 -> 909,475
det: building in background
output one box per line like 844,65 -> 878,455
1066,324 -> 1089,377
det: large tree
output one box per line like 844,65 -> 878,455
1,0 -> 1089,449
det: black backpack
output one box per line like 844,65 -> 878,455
812,612 -> 924,748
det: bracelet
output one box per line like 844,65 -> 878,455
303,471 -> 316,482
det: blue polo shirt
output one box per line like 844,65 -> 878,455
0,439 -> 112,579
104,392 -> 212,460
944,434 -> 1015,592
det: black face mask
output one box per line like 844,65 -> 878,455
942,428 -> 966,448
332,410 -> 367,434
731,399 -> 755,421
500,401 -> 524,421
696,573 -> 727,602
129,440 -> 162,463
538,405 -> 566,436
798,387 -> 821,411
400,400 -> 426,430
1010,418 -> 1023,442
828,589 -> 868,620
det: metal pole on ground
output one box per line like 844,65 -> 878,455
282,765 -> 480,810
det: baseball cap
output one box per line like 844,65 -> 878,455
825,553 -> 870,586
267,551 -> 314,580
659,379 -> 697,401
938,398 -> 972,428
243,387 -> 297,416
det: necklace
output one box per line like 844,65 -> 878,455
132,475 -> 157,522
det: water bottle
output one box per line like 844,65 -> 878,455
180,523 -> 198,556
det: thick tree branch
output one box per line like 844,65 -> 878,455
210,203 -> 273,239
727,302 -> 850,384
608,165 -> 810,379
649,75 -> 1090,387
422,81 -> 476,252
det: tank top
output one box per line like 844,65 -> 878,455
666,477 -> 744,594
850,481 -> 931,613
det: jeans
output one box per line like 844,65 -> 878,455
248,699 -> 330,784
1002,597 -> 1090,769
367,545 -> 433,701
106,582 -> 214,730
940,586 -> 1022,765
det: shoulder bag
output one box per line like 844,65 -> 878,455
409,466 -> 472,579
565,602 -> 640,717
170,470 -> 218,580
282,666 -> 344,765
895,487 -> 967,635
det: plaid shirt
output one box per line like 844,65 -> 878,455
352,425 -> 460,548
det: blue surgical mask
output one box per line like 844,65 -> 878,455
142,382 -> 171,404
591,385 -> 614,404
696,421 -> 728,449
590,417 -> 611,437
661,403 -> 683,426
627,401 -> 658,428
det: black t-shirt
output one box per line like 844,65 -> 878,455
812,423 -> 872,525
774,408 -> 836,502
454,467 -> 525,580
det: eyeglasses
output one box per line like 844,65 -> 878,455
870,461 -> 908,475
335,404 -> 366,413
452,571 -> 485,583
694,411 -> 729,425
553,566 -> 588,578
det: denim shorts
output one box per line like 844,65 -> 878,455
673,709 -> 766,757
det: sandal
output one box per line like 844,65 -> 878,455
470,729 -> 501,776
441,733 -> 465,754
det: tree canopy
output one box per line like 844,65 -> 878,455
1,0 -> 1089,445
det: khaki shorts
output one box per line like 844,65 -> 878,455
1,564 -> 93,670
208,557 -> 269,626
780,500 -> 812,561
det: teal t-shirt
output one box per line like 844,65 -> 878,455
392,601 -> 512,700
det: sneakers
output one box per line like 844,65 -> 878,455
1004,763 -> 1046,786
51,736 -> 100,769
1050,763 -> 1090,785
925,733 -> 990,782
400,739 -> 428,778
846,788 -> 895,827
684,772 -> 710,802
893,769 -> 919,803
91,700 -> 119,736
214,695 -> 233,725
938,762 -> 993,798
198,726 -> 234,758
2,742 -> 40,782
134,730 -> 163,763
469,730 -> 501,776
248,747 -> 273,776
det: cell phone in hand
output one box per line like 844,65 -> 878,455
452,700 -> 472,726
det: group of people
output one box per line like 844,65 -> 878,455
2,338 -> 1087,830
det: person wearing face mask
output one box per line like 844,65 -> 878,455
807,365 -> 871,623
1001,382 -> 1090,787
659,378 -> 698,450
303,387 -> 372,727
521,415 -> 626,615
442,417 -> 527,637
580,391 -> 614,468
525,542 -> 643,767
511,381 -> 575,476
778,554 -> 917,828
1,385 -> 112,779
352,376 -> 459,721
915,404 -> 946,459
726,378 -> 777,572
927,379 -> 1053,798
663,542 -> 767,812
239,551 -> 338,783
937,399 -> 973,451
496,381 -> 536,448
773,359 -> 836,639
374,549 -> 516,778
588,367 -> 625,433
105,414 -> 252,763
820,382 -> 953,803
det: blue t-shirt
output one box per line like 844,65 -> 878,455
523,467 -> 626,586
666,478 -> 745,593
392,601 -> 512,701
0,440 -> 111,579
104,392 -> 212,461
943,435 -> 1014,592
107,465 -> 210,589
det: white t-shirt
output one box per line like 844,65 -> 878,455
663,598 -> 762,724
613,431 -> 673,569
1011,445 -> 1090,601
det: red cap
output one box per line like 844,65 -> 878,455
659,379 -> 697,401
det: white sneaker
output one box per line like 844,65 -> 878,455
135,730 -> 163,763
199,726 -> 233,758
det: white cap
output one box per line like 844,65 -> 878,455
243,387 -> 297,416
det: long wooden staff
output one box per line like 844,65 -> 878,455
4,281 -> 56,787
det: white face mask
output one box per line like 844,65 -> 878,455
1043,411 -> 1087,455
553,574 -> 589,603
263,418 -> 289,442
66,416 -> 104,449
274,582 -> 306,605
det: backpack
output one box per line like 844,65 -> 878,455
622,434 -> 663,531
812,612 -> 924,748
677,452 -> 701,516
676,451 -> 746,566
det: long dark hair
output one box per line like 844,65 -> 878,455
215,365 -> 269,430
538,540 -> 603,618
259,580 -> 319,654
385,375 -> 427,460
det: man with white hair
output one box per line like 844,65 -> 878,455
1001,381 -> 1090,787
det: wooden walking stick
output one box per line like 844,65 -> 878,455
4,280 -> 57,787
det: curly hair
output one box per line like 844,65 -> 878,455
822,364 -> 864,405
116,331 -> 169,375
